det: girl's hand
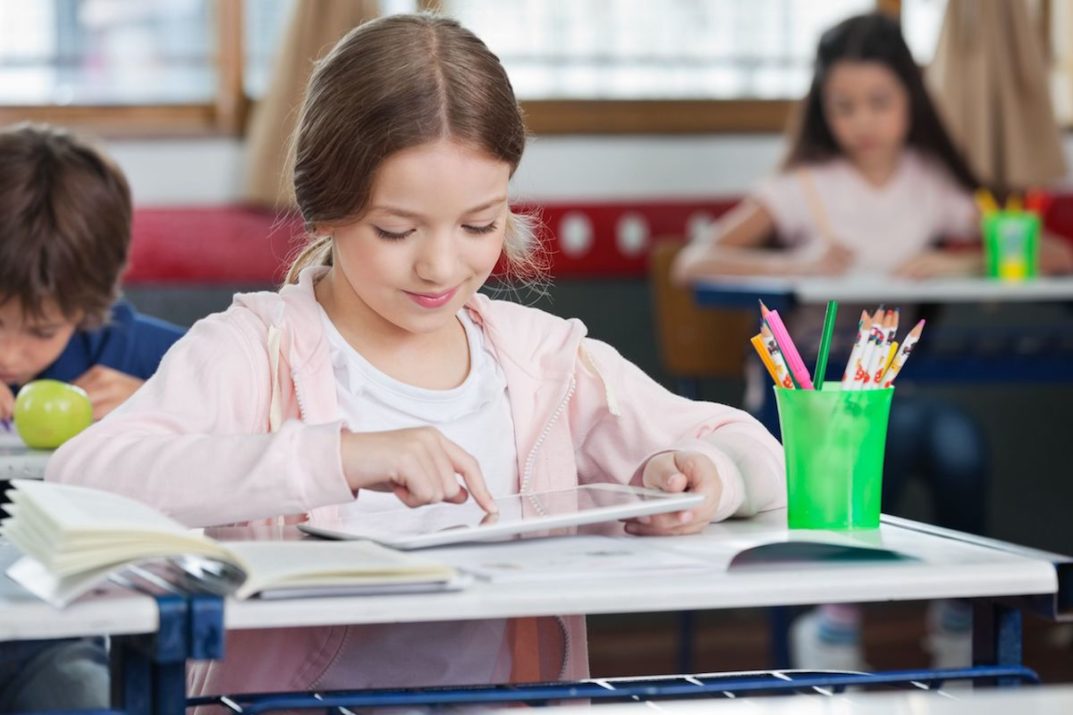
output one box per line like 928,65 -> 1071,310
625,451 -> 722,536
73,365 -> 145,420
893,249 -> 981,279
799,244 -> 854,276
340,427 -> 498,514
0,381 -> 13,421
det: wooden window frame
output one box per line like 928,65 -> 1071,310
2,0 -> 1065,137
0,0 -> 246,137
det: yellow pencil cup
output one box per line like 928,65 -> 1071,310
775,383 -> 893,530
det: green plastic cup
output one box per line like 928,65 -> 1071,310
983,211 -> 1040,280
775,383 -> 894,530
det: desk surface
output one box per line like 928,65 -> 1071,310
516,684 -> 1073,715
0,432 -> 49,481
1,510 -> 1065,638
0,542 -> 159,641
221,509 -> 1063,631
694,276 -> 1073,305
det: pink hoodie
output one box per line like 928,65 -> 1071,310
48,267 -> 785,699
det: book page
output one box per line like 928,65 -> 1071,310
225,540 -> 457,599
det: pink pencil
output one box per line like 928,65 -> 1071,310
763,309 -> 813,390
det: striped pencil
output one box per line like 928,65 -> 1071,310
881,320 -> 925,387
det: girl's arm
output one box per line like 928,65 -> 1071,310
46,312 -> 354,527
671,199 -> 851,283
570,338 -> 785,523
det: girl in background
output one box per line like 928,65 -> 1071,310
49,13 -> 785,700
673,13 -> 1059,671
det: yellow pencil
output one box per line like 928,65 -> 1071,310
975,188 -> 999,215
883,341 -> 899,374
751,334 -> 782,387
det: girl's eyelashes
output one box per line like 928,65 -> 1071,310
374,226 -> 415,241
373,222 -> 499,239
463,221 -> 498,235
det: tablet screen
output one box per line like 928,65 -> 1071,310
300,483 -> 702,549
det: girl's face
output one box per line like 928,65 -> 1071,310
822,60 -> 910,167
326,139 -> 510,338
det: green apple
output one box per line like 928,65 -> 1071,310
13,379 -> 94,449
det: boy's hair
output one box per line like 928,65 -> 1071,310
0,123 -> 131,328
285,13 -> 545,285
783,12 -> 978,191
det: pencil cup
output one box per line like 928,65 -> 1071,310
983,211 -> 1039,281
775,383 -> 894,530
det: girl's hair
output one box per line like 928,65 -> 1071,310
782,12 -> 978,191
285,13 -> 543,284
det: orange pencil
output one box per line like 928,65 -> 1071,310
751,334 -> 782,387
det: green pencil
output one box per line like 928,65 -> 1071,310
813,300 -> 838,390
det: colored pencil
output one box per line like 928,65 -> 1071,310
760,324 -> 796,388
881,319 -> 925,386
763,309 -> 813,390
750,334 -> 782,387
813,300 -> 838,390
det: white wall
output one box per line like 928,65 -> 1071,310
106,134 -> 1073,207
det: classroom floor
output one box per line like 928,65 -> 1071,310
588,604 -> 1073,683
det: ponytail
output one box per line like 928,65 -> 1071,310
284,233 -> 333,284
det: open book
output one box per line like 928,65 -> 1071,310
1,480 -> 461,608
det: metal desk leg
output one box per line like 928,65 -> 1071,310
972,599 -> 1023,688
110,594 -> 188,715
110,590 -> 225,715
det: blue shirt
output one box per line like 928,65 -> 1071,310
33,301 -> 184,386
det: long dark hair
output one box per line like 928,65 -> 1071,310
782,13 -> 977,191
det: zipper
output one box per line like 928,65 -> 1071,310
291,368 -> 310,421
556,615 -> 570,679
519,376 -> 576,496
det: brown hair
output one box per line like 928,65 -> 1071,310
285,13 -> 543,285
0,123 -> 132,327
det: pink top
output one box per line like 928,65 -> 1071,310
46,266 -> 786,704
754,150 -> 979,274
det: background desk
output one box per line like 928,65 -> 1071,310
693,276 -> 1073,311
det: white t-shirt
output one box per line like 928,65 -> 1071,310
316,306 -> 517,688
753,149 -> 978,275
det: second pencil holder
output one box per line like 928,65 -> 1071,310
983,211 -> 1040,280
775,383 -> 894,530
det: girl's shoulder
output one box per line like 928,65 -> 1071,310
467,294 -> 589,364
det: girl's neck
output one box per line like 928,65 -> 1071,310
315,272 -> 471,389
849,149 -> 904,189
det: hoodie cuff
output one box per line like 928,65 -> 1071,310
290,419 -> 355,509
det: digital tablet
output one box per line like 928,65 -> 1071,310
299,483 -> 704,550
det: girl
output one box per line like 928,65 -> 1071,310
674,13 -> 1021,672
47,13 -> 784,700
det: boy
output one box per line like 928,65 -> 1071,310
0,123 -> 185,711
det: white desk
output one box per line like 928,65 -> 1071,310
220,509 -> 1065,630
3,511 -> 1070,714
0,432 -> 50,481
0,541 -> 158,642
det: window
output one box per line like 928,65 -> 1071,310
1,0 -> 1067,135
438,0 -> 873,100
